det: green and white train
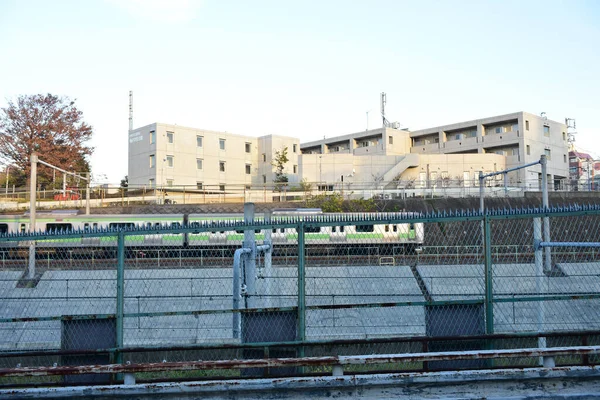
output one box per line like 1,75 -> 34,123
0,209 -> 424,255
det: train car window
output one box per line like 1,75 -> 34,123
0,223 -> 8,234
20,224 -> 26,233
332,226 -> 336,233
409,223 -> 415,230
93,223 -> 98,229
272,228 -> 277,233
305,226 -> 320,233
46,223 -> 73,233
236,230 -> 244,234
84,223 -> 90,231
146,222 -> 152,229
171,222 -> 181,228
393,225 -> 398,232
155,223 -> 161,228
109,222 -> 135,230
255,229 -> 261,234
340,226 -> 344,232
385,225 -> 390,232
356,225 -> 374,233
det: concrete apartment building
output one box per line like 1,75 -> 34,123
128,123 -> 300,190
299,112 -> 569,192
410,112 -> 569,189
127,112 -> 569,196
569,150 -> 600,190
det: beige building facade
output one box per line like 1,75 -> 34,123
299,111 -> 569,192
128,123 -> 300,190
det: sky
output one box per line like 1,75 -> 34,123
0,0 -> 599,184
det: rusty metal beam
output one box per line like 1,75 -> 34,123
1,346 -> 599,377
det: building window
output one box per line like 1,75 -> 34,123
150,130 -> 156,144
262,153 -> 266,162
389,136 -> 393,145
166,155 -> 174,167
263,175 -> 267,184
245,164 -> 251,174
526,145 -> 530,155
219,139 -> 226,150
543,126 -> 550,137
526,120 -> 529,130
197,136 -> 203,147
564,154 -> 567,163
149,179 -> 154,187
495,127 -> 501,134
512,148 -> 519,156
293,144 -> 297,153
167,131 -> 174,143
219,184 -> 225,191
545,149 -> 551,160
149,154 -> 156,168
562,132 -> 566,141
197,158 -> 203,170
293,165 -> 298,174
245,142 -> 251,153
219,161 -> 226,172
245,185 -> 251,190
166,179 -> 173,187
197,182 -> 203,190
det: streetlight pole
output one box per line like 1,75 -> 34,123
5,166 -> 9,195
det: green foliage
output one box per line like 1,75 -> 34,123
307,193 -> 343,212
345,198 -> 377,212
271,147 -> 289,189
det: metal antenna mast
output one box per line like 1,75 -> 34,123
380,92 -> 388,128
129,90 -> 133,132
565,118 -> 577,150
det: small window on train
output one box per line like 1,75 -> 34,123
332,226 -> 336,233
93,223 -> 98,229
409,223 -> 415,230
272,228 -> 277,233
236,229 -> 244,234
20,224 -> 26,233
155,222 -> 160,228
171,222 -> 181,228
46,223 -> 73,233
84,223 -> 90,231
109,222 -> 135,230
305,226 -> 320,233
385,225 -> 390,232
146,222 -> 152,228
356,225 -> 374,233
339,226 -> 344,233
255,229 -> 261,234
219,231 -> 225,234
0,223 -> 8,234
280,228 -> 285,233
393,225 -> 398,232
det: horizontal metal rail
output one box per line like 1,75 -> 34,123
1,346 -> 599,377
539,241 -> 600,248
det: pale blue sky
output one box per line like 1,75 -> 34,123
1,0 -> 598,183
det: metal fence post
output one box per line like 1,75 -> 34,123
484,215 -> 494,335
297,220 -> 306,352
541,155 -> 552,273
116,231 -> 125,364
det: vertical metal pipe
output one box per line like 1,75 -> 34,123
85,172 -> 90,215
484,215 -> 494,335
28,154 -> 38,279
116,231 -> 125,364
297,221 -> 306,346
243,203 -> 256,309
534,218 -> 545,352
264,210 -> 272,309
232,248 -> 249,339
541,155 -> 551,273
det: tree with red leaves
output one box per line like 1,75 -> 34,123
0,94 -> 94,188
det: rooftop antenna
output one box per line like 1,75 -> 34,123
129,90 -> 133,132
380,92 -> 389,128
565,117 -> 577,150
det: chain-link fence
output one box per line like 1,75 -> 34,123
1,205 -> 600,384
